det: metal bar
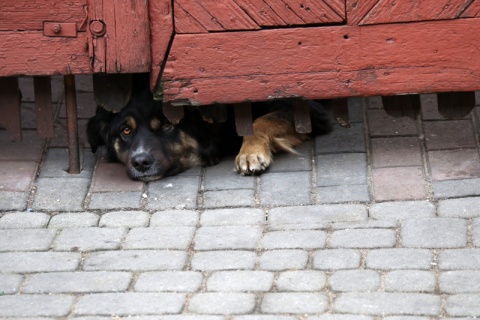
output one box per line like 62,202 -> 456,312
332,98 -> 351,128
293,99 -> 312,134
0,77 -> 22,140
64,74 -> 81,174
234,102 -> 253,136
33,76 -> 55,138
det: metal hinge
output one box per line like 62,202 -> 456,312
43,5 -> 89,38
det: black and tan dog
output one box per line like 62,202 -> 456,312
87,83 -> 331,181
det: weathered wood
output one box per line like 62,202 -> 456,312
234,103 -> 254,136
160,18 -> 480,105
332,98 -> 351,128
437,91 -> 475,119
93,74 -> 132,112
293,100 -> 312,133
0,77 -> 22,140
461,1 -> 480,17
174,2 -> 208,33
281,0 -> 343,24
33,76 -> 55,138
232,0 -> 287,27
163,102 -> 185,124
382,94 -> 421,119
346,0 -> 383,25
64,75 -> 81,174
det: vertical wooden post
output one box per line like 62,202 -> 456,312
332,98 -> 351,128
234,102 -> 254,136
293,100 -> 312,133
382,94 -> 421,119
437,91 -> 475,119
64,75 -> 81,174
33,76 -> 55,138
0,77 -> 22,140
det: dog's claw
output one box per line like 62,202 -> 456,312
235,152 -> 272,175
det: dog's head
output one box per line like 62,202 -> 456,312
87,89 -> 204,181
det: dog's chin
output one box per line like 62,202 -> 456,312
127,168 -> 165,182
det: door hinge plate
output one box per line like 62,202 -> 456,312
43,22 -> 78,37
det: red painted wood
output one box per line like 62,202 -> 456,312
174,2 -> 209,33
0,77 -> 22,140
281,0 -> 343,24
262,0 -> 305,25
233,0 -> 287,27
346,0 -> 380,25
34,76 -> 55,138
461,0 -> 480,17
160,18 -> 480,105
174,0 -> 228,32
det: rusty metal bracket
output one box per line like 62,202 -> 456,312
43,22 -> 78,37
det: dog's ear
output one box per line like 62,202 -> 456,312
87,107 -> 116,153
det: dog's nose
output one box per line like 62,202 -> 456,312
132,153 -> 154,172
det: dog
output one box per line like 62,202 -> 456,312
87,81 -> 332,181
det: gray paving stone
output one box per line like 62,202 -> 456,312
260,230 -> 327,249
191,251 -> 256,271
203,189 -> 255,208
0,274 -> 23,294
48,212 -> 99,228
194,226 -> 262,250
118,317 -> 224,320
32,177 -> 90,211
259,250 -> 308,271
401,218 -> 468,248
200,208 -> 265,226
309,316 -> 373,320
259,172 -> 311,206
207,271 -> 273,292
53,227 -> 127,251
333,293 -> 441,316
147,176 -> 200,210
474,218 -> 480,247
329,270 -> 380,292
261,292 -> 328,314
23,271 -> 132,293
317,184 -> 370,204
83,250 -> 187,271
432,179 -> 480,198
332,220 -> 397,229
188,293 -> 255,315
150,210 -> 199,226
0,212 -> 50,229
267,142 -> 312,172
313,249 -> 361,270
0,229 -> 56,251
0,191 -> 28,211
446,294 -> 480,317
366,249 -> 433,270
0,252 -> 80,273
316,123 -> 366,154
316,153 -> 367,187
39,148 -> 95,179
89,192 -> 142,210
369,201 -> 436,220
0,294 -> 74,317
384,270 -> 435,292
135,271 -> 203,292
99,211 -> 150,227
234,316 -> 298,320
124,227 -> 195,250
439,249 -> 480,270
440,271 -> 480,293
276,271 -> 326,291
204,157 -> 256,190
75,293 -> 185,316
329,229 -> 396,248
438,197 -> 480,218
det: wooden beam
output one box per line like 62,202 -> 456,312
437,91 -> 475,119
234,102 -> 254,136
33,76 -> 55,138
293,100 -> 312,134
382,94 -> 421,119
0,77 -> 22,140
332,98 -> 351,128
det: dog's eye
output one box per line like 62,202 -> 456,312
122,127 -> 132,135
162,123 -> 172,131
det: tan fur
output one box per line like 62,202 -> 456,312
126,116 -> 137,131
150,118 -> 161,131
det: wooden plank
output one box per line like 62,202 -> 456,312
174,0 -> 229,32
0,0 -> 88,31
33,76 -> 55,138
293,100 -> 312,133
281,0 -> 344,23
163,102 -> 185,124
382,94 -> 421,119
327,0 -> 348,18
461,0 -> 480,17
262,0 -> 305,25
232,0 -> 287,27
160,18 -> 480,105
234,103 -> 254,136
437,91 -> 475,119
0,32 -> 91,76
346,0 -> 380,25
332,98 -> 351,128
174,2 -> 209,33
0,77 -> 22,140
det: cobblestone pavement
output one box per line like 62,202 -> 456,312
1,76 -> 480,319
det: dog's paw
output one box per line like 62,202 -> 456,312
235,146 -> 272,175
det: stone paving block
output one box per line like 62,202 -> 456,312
83,250 -> 187,271
428,149 -> 480,181
99,210 -> 150,227
384,270 -> 435,292
309,316 -> 373,320
135,271 -> 203,292
147,176 -> 200,210
329,229 -> 396,248
371,137 -> 423,168
423,120 -> 476,150
39,148 -> 95,179
91,161 -> 144,192
234,316 -> 298,320
150,210 -> 199,226
439,249 -> 480,270
191,251 -> 256,271
437,197 -> 480,218
130,317 -> 224,320
315,123 -> 366,154
372,166 -> 427,201
204,157 -> 256,190
0,294 -> 74,317
23,271 -> 132,293
0,229 -> 57,251
258,250 -> 308,271
367,109 -> 418,136
329,270 -> 380,292
260,230 -> 327,249
316,153 -> 367,187
369,201 -> 436,220
432,178 -> 480,198
0,212 -> 50,229
0,161 -> 38,191
440,271 -> 480,293
276,271 -> 326,291
32,177 -> 90,211
367,96 -> 383,109
421,93 -> 443,120
124,227 -> 195,250
0,191 -> 29,211
332,220 -> 397,229
207,271 -> 273,292
194,226 -> 262,250
200,208 -> 265,226
317,184 -> 370,204
188,293 -> 255,315
259,172 -> 311,206
313,249 -> 361,270
203,189 -> 256,208
54,227 -> 127,251
268,142 -> 312,172
75,293 -> 185,316
366,249 -> 433,270
401,218 -> 468,248
89,192 -> 142,210
333,292 -> 441,316
0,274 -> 23,294
446,294 -> 480,317
261,292 -> 328,314
0,252 -> 80,273
474,218 -> 480,247
48,212 -> 99,228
